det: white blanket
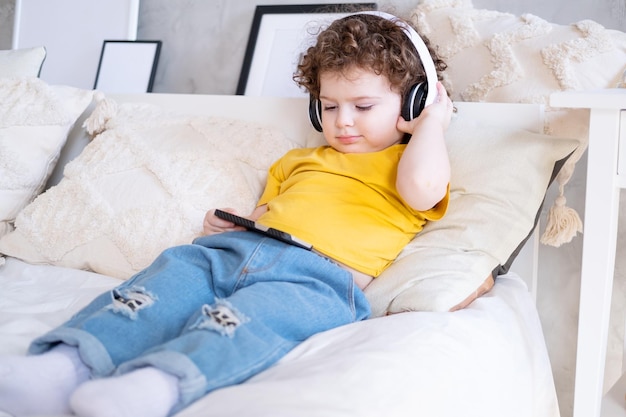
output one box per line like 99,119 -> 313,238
0,256 -> 559,417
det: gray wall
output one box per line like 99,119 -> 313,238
2,0 -> 625,93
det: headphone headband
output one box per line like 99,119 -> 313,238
355,11 -> 437,108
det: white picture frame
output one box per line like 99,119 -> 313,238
12,0 -> 139,89
237,4 -> 377,98
94,40 -> 162,93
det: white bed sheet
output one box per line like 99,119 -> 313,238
0,256 -> 559,417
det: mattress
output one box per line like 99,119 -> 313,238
0,256 -> 559,417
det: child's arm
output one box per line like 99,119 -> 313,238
202,204 -> 268,236
396,82 -> 452,211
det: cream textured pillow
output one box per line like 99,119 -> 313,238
0,77 -> 93,237
411,0 -> 626,246
364,115 -> 579,315
0,47 -> 46,77
412,0 -> 626,125
0,101 -> 297,279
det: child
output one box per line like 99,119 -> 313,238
0,11 -> 452,417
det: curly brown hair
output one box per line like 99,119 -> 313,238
293,13 -> 447,101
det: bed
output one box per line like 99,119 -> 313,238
2,1 -> 626,416
0,84 -> 570,417
0,257 -> 556,417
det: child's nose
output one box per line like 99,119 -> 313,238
336,108 -> 354,127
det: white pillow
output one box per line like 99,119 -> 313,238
0,77 -> 93,237
0,47 -> 46,77
0,101 -> 297,278
363,115 -> 579,314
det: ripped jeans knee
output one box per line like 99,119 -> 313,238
189,299 -> 249,338
107,286 -> 157,319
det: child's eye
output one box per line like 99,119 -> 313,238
356,105 -> 373,111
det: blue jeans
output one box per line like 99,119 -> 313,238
30,232 -> 371,413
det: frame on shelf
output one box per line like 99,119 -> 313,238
13,0 -> 139,89
94,40 -> 162,93
236,3 -> 377,97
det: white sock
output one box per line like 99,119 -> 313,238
0,344 -> 90,416
70,366 -> 179,417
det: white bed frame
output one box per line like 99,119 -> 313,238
59,93 -> 545,298
96,93 -> 544,296
551,90 -> 626,417
51,92 -> 624,416
64,93 -> 546,291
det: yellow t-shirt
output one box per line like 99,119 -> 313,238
257,145 -> 449,277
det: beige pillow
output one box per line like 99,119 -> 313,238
0,77 -> 93,237
364,115 -> 579,314
0,47 -> 46,77
0,101 -> 297,278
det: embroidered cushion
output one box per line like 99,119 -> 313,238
0,47 -> 46,77
0,100 -> 296,278
0,77 -> 93,238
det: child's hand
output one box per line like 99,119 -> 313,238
202,208 -> 245,236
449,275 -> 495,311
423,81 -> 454,130
397,82 -> 453,135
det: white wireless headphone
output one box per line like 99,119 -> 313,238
309,11 -> 438,132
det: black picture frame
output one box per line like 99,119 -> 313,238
94,40 -> 162,93
236,3 -> 377,97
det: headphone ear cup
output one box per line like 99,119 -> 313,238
309,97 -> 323,132
401,82 -> 428,121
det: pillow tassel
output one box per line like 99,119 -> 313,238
82,91 -> 118,136
540,193 -> 583,247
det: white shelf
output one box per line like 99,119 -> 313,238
551,89 -> 626,109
